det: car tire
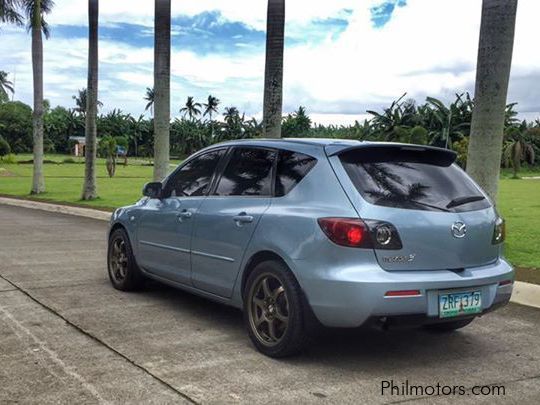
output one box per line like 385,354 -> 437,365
243,260 -> 307,358
424,318 -> 474,332
107,228 -> 144,291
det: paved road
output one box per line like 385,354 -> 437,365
1,204 -> 539,404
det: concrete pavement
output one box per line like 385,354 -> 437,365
1,204 -> 540,404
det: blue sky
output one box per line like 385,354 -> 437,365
371,0 -> 407,27
52,11 -> 350,55
1,0 -> 538,125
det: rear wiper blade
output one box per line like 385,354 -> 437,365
411,200 -> 451,212
446,195 -> 486,209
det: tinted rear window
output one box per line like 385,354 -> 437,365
214,147 -> 276,196
275,150 -> 317,197
339,149 -> 491,212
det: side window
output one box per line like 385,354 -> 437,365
275,150 -> 317,197
165,149 -> 224,197
214,148 -> 276,196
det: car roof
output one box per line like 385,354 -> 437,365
202,138 -> 454,160
209,138 -> 361,151
216,138 -> 359,147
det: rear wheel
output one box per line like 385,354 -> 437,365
244,260 -> 307,357
107,228 -> 144,291
424,318 -> 474,332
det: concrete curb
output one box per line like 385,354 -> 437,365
0,196 -> 539,310
511,281 -> 540,309
0,197 -> 111,222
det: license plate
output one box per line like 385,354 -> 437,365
439,291 -> 482,318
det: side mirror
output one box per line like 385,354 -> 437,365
142,182 -> 163,199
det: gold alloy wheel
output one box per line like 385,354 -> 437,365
109,237 -> 128,283
248,273 -> 290,346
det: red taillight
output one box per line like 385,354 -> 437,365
317,218 -> 372,248
347,227 -> 363,244
385,290 -> 421,297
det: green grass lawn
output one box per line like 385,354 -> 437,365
497,177 -> 540,270
1,154 -> 539,270
0,154 -> 180,210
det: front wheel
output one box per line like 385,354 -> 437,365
243,260 -> 307,358
424,318 -> 474,332
107,228 -> 144,291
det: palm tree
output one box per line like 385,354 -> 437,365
24,0 -> 54,194
81,0 -> 98,200
72,88 -> 102,116
144,86 -> 154,115
129,114 -> 146,157
0,0 -> 23,25
262,0 -> 285,139
244,117 -> 263,138
467,0 -> 518,202
203,95 -> 220,120
223,106 -> 240,125
153,0 -> 170,181
179,96 -> 201,121
0,70 -> 14,102
425,95 -> 471,148
72,89 -> 86,114
367,94 -> 418,142
503,126 -> 535,179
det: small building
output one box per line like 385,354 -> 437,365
69,136 -> 86,157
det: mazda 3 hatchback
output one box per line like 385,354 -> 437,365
108,139 -> 513,357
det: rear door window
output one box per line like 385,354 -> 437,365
165,149 -> 224,197
275,150 -> 317,197
339,148 -> 491,212
214,147 -> 276,196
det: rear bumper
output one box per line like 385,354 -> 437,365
296,258 -> 514,328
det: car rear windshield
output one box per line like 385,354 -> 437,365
339,147 -> 491,212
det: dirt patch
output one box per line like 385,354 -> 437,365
0,168 -> 16,177
515,267 -> 540,285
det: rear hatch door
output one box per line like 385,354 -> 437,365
327,144 -> 500,271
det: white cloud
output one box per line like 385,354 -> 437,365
48,0 -> 359,31
279,0 -> 540,120
2,0 -> 539,125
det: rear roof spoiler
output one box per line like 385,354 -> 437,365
325,143 -> 457,167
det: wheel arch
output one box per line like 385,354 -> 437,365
238,249 -> 323,334
109,222 -> 126,238
240,250 -> 296,301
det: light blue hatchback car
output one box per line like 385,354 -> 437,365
108,139 -> 514,357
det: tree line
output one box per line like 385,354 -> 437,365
1,90 -> 538,177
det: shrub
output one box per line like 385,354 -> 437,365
0,137 -> 11,159
0,101 -> 33,153
452,137 -> 469,168
99,135 -> 117,177
62,157 -> 77,164
410,126 -> 428,145
2,153 -> 17,164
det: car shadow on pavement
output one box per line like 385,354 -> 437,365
138,279 -> 487,368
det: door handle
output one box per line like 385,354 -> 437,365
177,210 -> 192,221
233,213 -> 254,224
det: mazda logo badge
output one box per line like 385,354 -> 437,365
451,221 -> 467,238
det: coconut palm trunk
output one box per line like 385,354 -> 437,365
466,0 -> 518,202
31,0 -> 45,194
262,0 -> 285,139
82,0 -> 99,200
153,0 -> 171,181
